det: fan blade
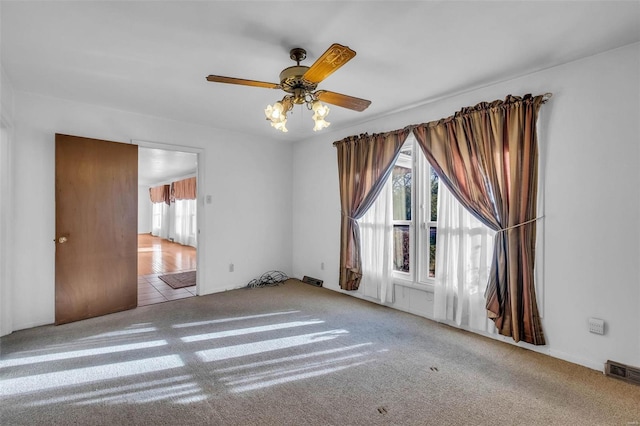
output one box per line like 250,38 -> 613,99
206,75 -> 280,89
303,44 -> 356,84
316,90 -> 371,112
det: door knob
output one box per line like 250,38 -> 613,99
58,236 -> 68,244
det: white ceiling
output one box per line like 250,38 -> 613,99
2,1 -> 639,182
138,147 -> 197,186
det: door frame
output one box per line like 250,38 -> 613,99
0,115 -> 14,335
133,139 -> 205,296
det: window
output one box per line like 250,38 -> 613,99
173,199 -> 197,247
151,201 -> 169,240
152,202 -> 163,232
391,135 -> 439,284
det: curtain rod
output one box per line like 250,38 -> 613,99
333,92 -> 553,147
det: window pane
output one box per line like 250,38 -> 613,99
429,226 -> 437,278
392,165 -> 412,220
430,169 -> 438,222
152,203 -> 162,229
393,225 -> 410,273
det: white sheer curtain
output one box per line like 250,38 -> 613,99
357,175 -> 394,304
434,184 -> 496,334
151,202 -> 170,240
173,199 -> 197,247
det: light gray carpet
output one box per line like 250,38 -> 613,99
1,279 -> 639,425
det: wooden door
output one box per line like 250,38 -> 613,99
55,134 -> 138,324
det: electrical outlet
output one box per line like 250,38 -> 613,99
589,317 -> 604,335
321,262 -> 325,270
229,263 -> 234,272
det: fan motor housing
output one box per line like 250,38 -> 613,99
279,66 -> 317,100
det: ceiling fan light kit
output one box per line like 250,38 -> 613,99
206,44 -> 371,133
264,100 -> 290,132
311,100 -> 330,131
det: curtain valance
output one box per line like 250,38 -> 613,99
149,177 -> 196,205
149,184 -> 171,205
172,177 -> 197,201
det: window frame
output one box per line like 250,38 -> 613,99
391,135 -> 438,289
391,147 -> 414,279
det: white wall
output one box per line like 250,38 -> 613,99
8,92 -> 293,332
292,43 -> 640,371
137,185 -> 153,234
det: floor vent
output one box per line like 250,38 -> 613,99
605,360 -> 640,386
302,276 -> 323,287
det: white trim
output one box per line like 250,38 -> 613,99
391,139 -> 414,278
131,139 -> 203,154
131,139 -> 205,297
391,134 -> 439,287
393,278 -> 434,293
535,107 -> 550,319
147,171 -> 197,188
0,117 -> 14,336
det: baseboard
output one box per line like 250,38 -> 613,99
11,317 -> 54,334
545,348 -> 604,372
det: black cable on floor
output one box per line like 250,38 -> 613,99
246,270 -> 289,288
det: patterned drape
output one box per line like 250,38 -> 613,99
334,129 -> 410,290
412,94 -> 545,345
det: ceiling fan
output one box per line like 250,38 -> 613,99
206,43 -> 371,132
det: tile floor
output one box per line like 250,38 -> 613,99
138,273 -> 196,306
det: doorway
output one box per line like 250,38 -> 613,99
137,146 -> 200,306
137,234 -> 197,306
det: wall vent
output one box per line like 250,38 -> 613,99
302,276 -> 323,287
605,360 -> 640,386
